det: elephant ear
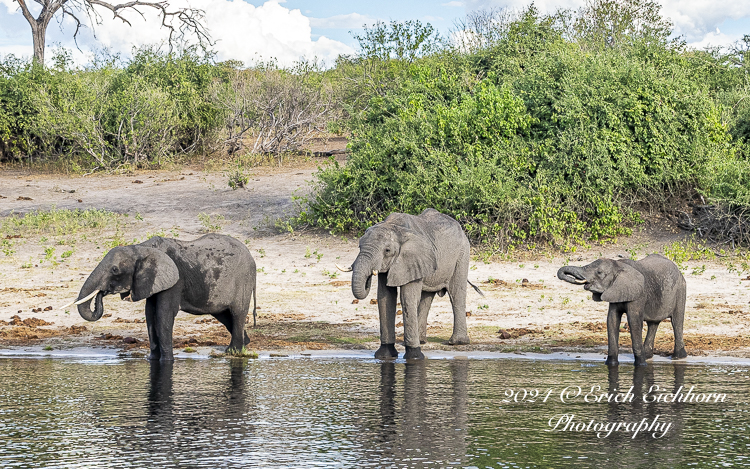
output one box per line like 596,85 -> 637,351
386,232 -> 438,287
131,247 -> 179,302
600,263 -> 645,303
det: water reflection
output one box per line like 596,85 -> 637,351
0,357 -> 746,468
370,360 -> 469,465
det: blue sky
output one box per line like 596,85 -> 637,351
1,0 -> 749,66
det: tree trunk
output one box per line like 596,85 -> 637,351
32,23 -> 46,63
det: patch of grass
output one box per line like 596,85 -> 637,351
183,346 -> 197,353
198,213 -> 225,232
326,336 -> 379,345
225,347 -> 259,358
663,237 -> 717,270
43,345 -> 53,351
1,207 -> 122,237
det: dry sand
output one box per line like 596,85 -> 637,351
2,158 -> 750,359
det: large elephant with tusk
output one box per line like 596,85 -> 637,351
337,208 -> 482,360
63,234 -> 257,361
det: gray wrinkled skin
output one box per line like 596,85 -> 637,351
350,208 -> 482,360
76,234 -> 257,361
557,254 -> 687,366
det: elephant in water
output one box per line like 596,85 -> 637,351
557,254 -> 686,366
338,208 -> 482,360
64,234 -> 257,361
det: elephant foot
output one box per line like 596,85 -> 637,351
403,346 -> 425,360
643,348 -> 654,360
633,355 -> 648,367
148,351 -> 161,361
159,354 -> 174,362
374,344 -> 399,359
672,347 -> 687,360
447,334 -> 470,346
605,356 -> 619,366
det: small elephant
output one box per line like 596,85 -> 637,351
68,234 -> 257,361
338,208 -> 482,360
557,254 -> 686,366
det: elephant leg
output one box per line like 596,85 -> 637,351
401,281 -> 425,360
231,297 -> 252,349
605,304 -> 623,366
375,273 -> 399,359
642,321 -> 659,359
626,310 -> 646,366
145,297 -> 160,360
417,291 -> 435,344
154,291 -> 180,362
447,270 -> 470,346
671,293 -> 687,360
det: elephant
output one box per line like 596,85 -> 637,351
557,254 -> 686,366
66,234 -> 257,361
338,208 -> 482,360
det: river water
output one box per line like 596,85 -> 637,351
0,355 -> 748,468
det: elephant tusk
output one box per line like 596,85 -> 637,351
58,300 -> 76,310
372,270 -> 379,276
335,263 -> 353,272
73,290 -> 101,305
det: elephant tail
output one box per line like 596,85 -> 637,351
468,280 -> 484,297
252,280 -> 257,328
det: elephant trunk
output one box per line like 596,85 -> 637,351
77,268 -> 106,322
352,253 -> 375,300
557,266 -> 587,285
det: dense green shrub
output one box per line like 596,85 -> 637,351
302,6 -> 749,251
0,47 -> 224,167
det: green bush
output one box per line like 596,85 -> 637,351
302,6 -> 748,251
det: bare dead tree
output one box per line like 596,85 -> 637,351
210,68 -> 338,164
450,7 -> 514,53
12,0 -> 210,63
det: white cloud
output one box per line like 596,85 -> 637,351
0,0 -> 354,66
442,1 -> 465,7
659,1 -> 750,43
309,13 -> 376,29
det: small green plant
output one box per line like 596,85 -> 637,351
227,170 -> 249,190
477,304 -> 489,310
315,249 -> 323,262
304,246 -> 312,258
21,258 -> 33,269
44,345 -> 53,351
691,265 -> 706,276
61,250 -> 73,259
198,213 -> 225,232
183,346 -> 197,353
257,267 -> 265,273
1,239 -> 15,256
257,248 -> 266,258
41,246 -> 55,263
561,296 -> 570,306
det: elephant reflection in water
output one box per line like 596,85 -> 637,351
374,360 -> 469,463
145,360 -> 255,454
603,364 -> 686,448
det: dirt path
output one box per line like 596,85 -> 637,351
2,161 -> 750,359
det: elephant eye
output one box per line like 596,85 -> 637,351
111,265 -> 120,275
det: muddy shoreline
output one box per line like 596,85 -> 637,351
2,161 -> 750,359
